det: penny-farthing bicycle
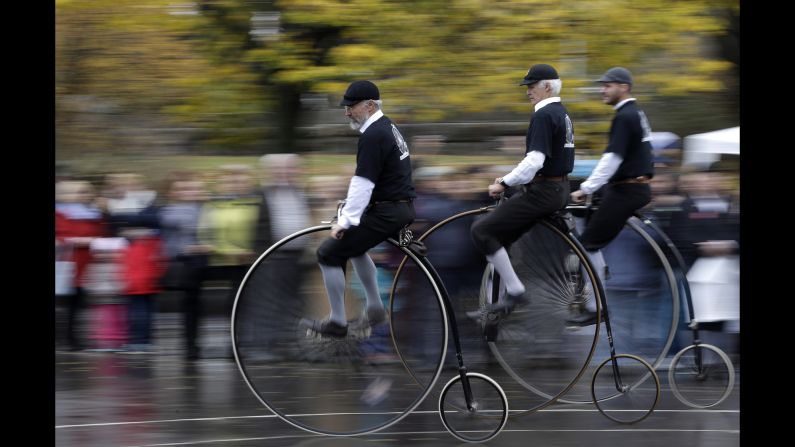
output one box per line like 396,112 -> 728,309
392,194 -> 661,424
231,202 -> 508,443
567,199 -> 735,409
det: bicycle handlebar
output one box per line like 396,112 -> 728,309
320,200 -> 346,225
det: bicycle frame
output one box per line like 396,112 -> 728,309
390,234 -> 478,411
633,213 -> 706,366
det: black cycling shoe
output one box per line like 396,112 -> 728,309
300,318 -> 349,338
565,310 -> 604,328
366,307 -> 387,327
484,293 -> 529,316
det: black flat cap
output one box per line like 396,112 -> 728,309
339,80 -> 380,106
596,67 -> 633,85
519,64 -> 559,86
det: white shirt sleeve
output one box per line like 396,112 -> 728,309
502,151 -> 546,186
337,175 -> 375,229
579,152 -> 623,194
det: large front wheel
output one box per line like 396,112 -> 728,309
231,225 -> 449,436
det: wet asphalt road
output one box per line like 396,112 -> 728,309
55,313 -> 739,447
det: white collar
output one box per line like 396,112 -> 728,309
614,97 -> 637,110
359,109 -> 384,133
534,97 -> 561,112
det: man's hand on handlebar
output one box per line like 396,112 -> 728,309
570,190 -> 587,204
488,178 -> 506,198
330,224 -> 346,240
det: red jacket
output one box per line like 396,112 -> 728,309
55,211 -> 106,288
120,236 -> 165,295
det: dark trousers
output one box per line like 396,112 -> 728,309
579,183 -> 652,251
202,264 -> 249,316
64,287 -> 86,350
182,285 -> 202,353
470,181 -> 570,256
175,254 -> 208,354
128,293 -> 155,345
317,201 -> 415,267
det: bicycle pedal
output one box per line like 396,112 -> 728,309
484,312 -> 501,322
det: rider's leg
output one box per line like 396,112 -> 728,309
584,249 -> 606,312
318,262 -> 348,326
471,182 -> 570,304
486,247 -> 526,298
351,253 -> 387,325
313,202 -> 415,334
571,183 -> 652,325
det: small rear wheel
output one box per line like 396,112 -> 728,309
668,343 -> 735,408
438,372 -> 509,443
591,353 -> 660,424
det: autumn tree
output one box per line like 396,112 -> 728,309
56,0 -> 738,156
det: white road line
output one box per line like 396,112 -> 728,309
123,429 -> 740,447
56,408 -> 739,429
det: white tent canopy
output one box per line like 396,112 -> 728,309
682,126 -> 740,168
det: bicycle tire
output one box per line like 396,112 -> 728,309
668,343 -> 735,408
438,372 -> 509,443
231,225 -> 448,436
591,353 -> 661,424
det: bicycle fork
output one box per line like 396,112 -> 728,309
640,216 -> 708,375
578,197 -> 628,393
411,244 -> 479,411
592,266 -> 630,393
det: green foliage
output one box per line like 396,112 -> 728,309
56,0 -> 738,157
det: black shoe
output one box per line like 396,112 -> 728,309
300,318 -> 349,338
366,307 -> 387,327
483,293 -> 529,316
565,310 -> 603,327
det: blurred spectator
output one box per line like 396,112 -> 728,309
198,164 -> 260,357
413,166 -> 485,296
239,154 -> 313,360
668,171 -> 739,268
668,170 -> 739,338
56,180 -> 107,351
100,173 -> 165,353
159,174 -> 211,360
83,237 -> 129,351
254,154 -> 312,253
309,175 -> 349,221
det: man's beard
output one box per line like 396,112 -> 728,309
348,111 -> 370,131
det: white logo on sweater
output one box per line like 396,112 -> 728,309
392,124 -> 410,160
639,111 -> 653,142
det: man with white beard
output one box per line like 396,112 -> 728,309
302,80 -> 416,338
